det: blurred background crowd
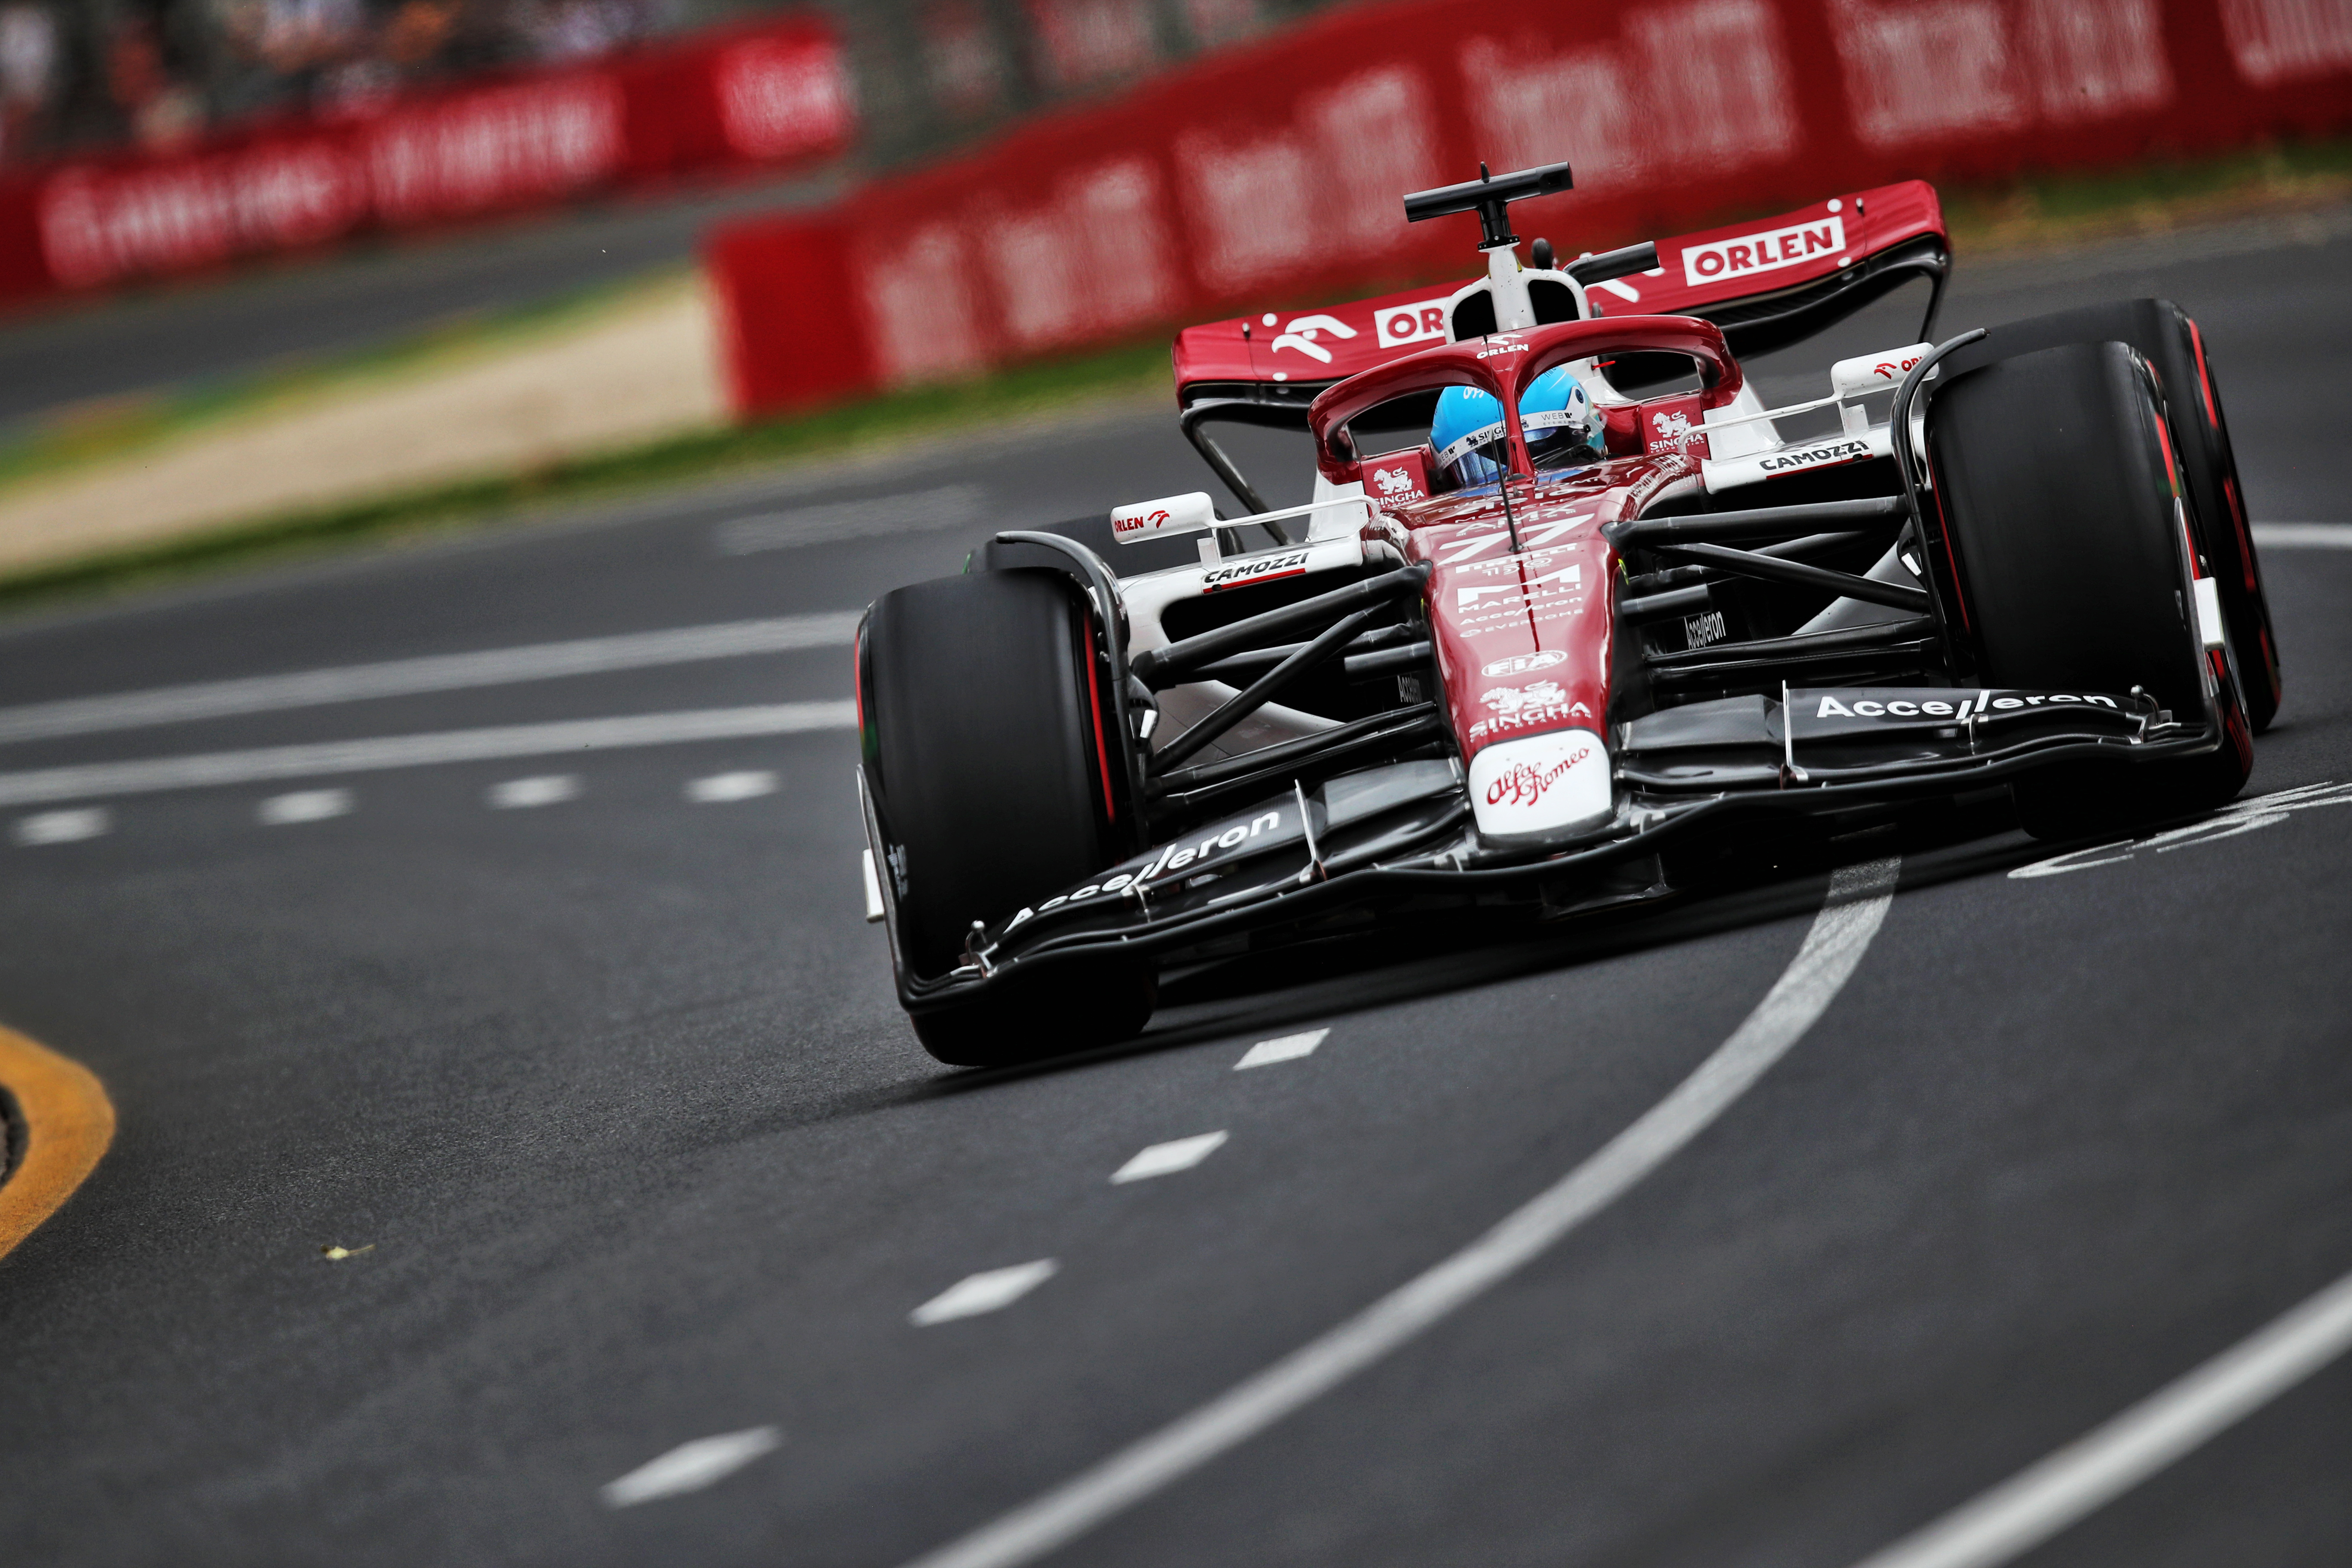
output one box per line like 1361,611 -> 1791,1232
0,0 -> 680,160
0,0 -> 1344,169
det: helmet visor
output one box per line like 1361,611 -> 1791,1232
1435,416 -> 1508,489
1522,410 -> 1604,471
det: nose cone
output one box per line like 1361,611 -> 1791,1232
1468,729 -> 1612,841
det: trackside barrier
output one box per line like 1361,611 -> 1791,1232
0,13 -> 853,307
707,0 -> 2352,419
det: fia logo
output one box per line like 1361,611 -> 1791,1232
1480,649 -> 1568,677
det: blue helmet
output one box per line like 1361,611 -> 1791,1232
1430,366 -> 1602,490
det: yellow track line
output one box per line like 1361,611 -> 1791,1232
0,1026 -> 114,1261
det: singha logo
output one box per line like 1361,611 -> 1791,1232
1651,410 -> 1694,442
1372,465 -> 1417,497
1482,680 -> 1566,716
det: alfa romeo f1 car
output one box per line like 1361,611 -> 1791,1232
855,162 -> 2278,1065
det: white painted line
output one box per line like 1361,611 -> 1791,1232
686,770 -> 778,803
257,788 -> 352,825
2009,780 -> 2352,878
0,613 -> 860,747
714,484 -> 986,555
599,1426 -> 783,1508
897,856 -> 1902,1568
487,774 -> 581,808
1234,1029 -> 1328,1069
1111,1132 -> 1229,1184
0,702 -> 854,808
912,1260 -> 1060,1326
12,807 -> 110,845
1845,1264 -> 2352,1568
2252,522 -> 2352,548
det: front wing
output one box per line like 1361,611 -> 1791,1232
872,684 -> 2222,1013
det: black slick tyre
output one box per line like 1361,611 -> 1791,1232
859,567 -> 1152,1064
1939,298 -> 2280,729
1927,340 -> 2253,842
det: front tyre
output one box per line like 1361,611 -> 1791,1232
1944,299 -> 2281,729
860,568 -> 1153,1063
1928,340 -> 2253,842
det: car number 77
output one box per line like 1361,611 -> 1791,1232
1435,514 -> 1592,565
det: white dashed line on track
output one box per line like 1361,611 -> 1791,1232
1234,1029 -> 1328,1069
256,789 -> 352,825
912,1261 -> 1060,1326
686,770 -> 778,802
1845,1264 -> 2352,1568
896,856 -> 1903,1568
0,703 -> 853,808
1110,1132 -> 1229,1184
714,484 -> 986,555
0,613 -> 861,746
12,807 -> 110,845
600,1426 -> 783,1508
487,774 -> 581,808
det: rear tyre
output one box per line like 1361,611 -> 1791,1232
1928,340 -> 2253,842
860,568 -> 1153,1063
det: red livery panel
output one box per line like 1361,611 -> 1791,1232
1313,318 -> 1739,781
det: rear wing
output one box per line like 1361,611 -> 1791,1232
1172,181 -> 1946,508
1572,180 -> 1947,361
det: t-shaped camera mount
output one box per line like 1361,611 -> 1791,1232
1402,160 -> 1574,251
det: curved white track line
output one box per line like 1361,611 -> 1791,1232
1846,1265 -> 2352,1568
898,855 -> 1903,1568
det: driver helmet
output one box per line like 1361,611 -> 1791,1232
1430,367 -> 1602,490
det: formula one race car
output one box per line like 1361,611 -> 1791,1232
855,162 -> 2278,1065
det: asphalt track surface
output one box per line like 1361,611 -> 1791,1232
0,219 -> 2348,1566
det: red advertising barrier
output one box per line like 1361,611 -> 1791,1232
710,0 -> 2352,419
0,14 -> 852,307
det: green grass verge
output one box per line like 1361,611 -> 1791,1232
3,136 -> 2345,616
0,265 -> 704,493
1942,138 -> 2352,249
0,340 -> 1173,613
